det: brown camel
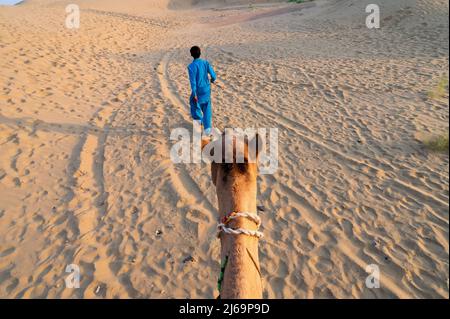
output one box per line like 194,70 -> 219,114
202,132 -> 264,299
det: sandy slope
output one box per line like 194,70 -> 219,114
0,0 -> 448,298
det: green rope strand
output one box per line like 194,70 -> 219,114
217,255 -> 229,293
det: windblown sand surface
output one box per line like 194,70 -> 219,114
0,0 -> 448,298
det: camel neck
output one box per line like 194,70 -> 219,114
219,232 -> 262,298
218,201 -> 262,298
216,178 -> 262,298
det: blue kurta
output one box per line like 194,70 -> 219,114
188,58 -> 217,132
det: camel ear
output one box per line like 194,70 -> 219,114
203,138 -> 218,186
201,138 -> 211,151
247,133 -> 264,162
201,137 -> 216,161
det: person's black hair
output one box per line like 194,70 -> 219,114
190,46 -> 201,59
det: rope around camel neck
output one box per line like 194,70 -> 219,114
218,225 -> 264,238
221,211 -> 262,228
217,211 -> 263,239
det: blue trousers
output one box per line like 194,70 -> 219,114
190,95 -> 212,131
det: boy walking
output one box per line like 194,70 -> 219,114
188,46 -> 217,136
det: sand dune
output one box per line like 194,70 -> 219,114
0,0 -> 448,298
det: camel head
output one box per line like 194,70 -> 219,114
202,132 -> 263,220
202,132 -> 264,299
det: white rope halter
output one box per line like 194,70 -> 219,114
217,211 -> 263,239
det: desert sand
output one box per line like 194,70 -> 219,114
0,0 -> 448,298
